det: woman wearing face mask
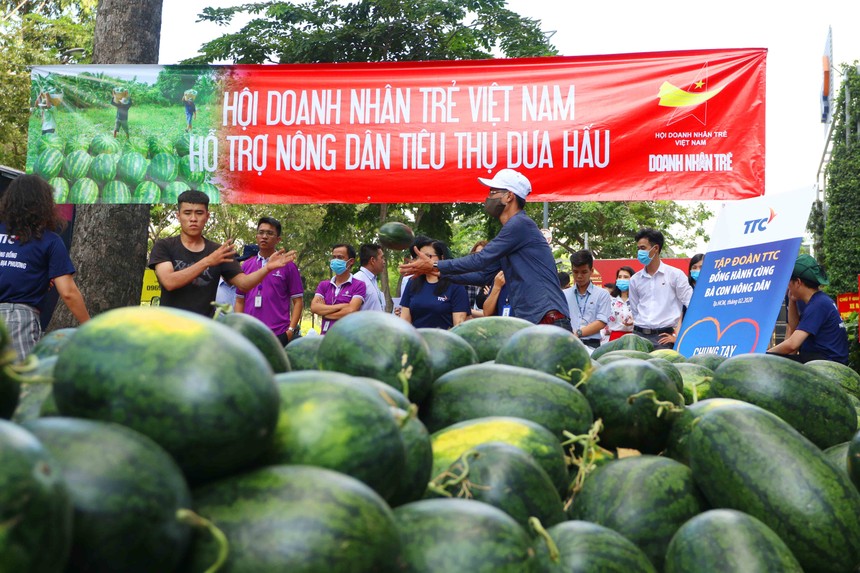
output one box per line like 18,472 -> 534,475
604,266 -> 636,342
399,240 -> 470,329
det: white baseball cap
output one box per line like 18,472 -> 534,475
478,169 -> 532,200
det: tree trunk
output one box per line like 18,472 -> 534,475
48,0 -> 163,329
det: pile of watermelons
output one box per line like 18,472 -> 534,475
28,132 -> 221,204
3,307 -> 860,572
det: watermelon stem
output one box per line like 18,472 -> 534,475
396,353 -> 412,399
562,419 -> 605,499
2,354 -> 52,385
626,390 -> 684,417
427,449 -> 487,498
528,517 -> 560,562
211,303 -> 233,319
176,509 -> 229,573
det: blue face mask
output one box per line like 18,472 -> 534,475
330,258 -> 348,275
690,270 -> 700,281
637,246 -> 654,266
616,279 -> 630,292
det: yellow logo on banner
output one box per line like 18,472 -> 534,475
657,81 -> 724,107
140,268 -> 161,306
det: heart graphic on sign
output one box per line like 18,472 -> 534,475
677,316 -> 760,355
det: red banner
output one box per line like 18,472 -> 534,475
29,49 -> 766,205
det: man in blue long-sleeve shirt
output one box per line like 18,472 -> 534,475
399,169 -> 571,330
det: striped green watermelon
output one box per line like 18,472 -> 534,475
133,180 -> 161,204
417,328 -> 478,379
63,149 -> 93,182
100,181 -> 131,204
24,417 -> 192,573
317,311 -> 434,403
430,416 -> 569,496
51,306 -> 281,482
198,181 -> 220,203
648,357 -> 684,394
174,133 -> 192,156
591,333 -> 653,359
378,221 -> 415,250
34,148 -> 64,180
283,334 -> 322,371
49,177 -> 70,204
495,324 -> 591,385
664,509 -> 803,573
68,178 -> 99,204
596,349 -> 654,365
571,455 -> 707,571
185,465 -> 400,573
147,136 -> 173,158
422,362 -> 593,440
649,348 -> 686,363
675,362 -> 713,404
215,312 -> 290,373
0,419 -> 72,572
849,430 -> 860,490
88,153 -> 117,185
64,135 -> 89,154
37,133 -> 64,153
807,359 -> 860,400
393,498 -> 538,573
450,316 -> 533,363
431,441 -> 566,529
388,407 -> 433,506
88,133 -> 121,155
264,371 -> 406,499
148,152 -> 179,185
535,520 -> 656,573
124,137 -> 149,156
689,403 -> 860,572
117,152 -> 148,186
824,441 -> 849,471
685,353 -> 727,370
178,155 -> 206,185
161,181 -> 190,204
663,398 -> 751,466
710,353 -> 857,448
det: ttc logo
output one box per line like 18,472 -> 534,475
743,208 -> 776,235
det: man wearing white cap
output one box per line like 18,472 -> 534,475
399,169 -> 571,330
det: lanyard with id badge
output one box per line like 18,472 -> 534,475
574,289 -> 590,329
254,255 -> 267,308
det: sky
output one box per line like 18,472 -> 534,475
159,1 -> 860,252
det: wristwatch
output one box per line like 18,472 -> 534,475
286,327 -> 294,333
576,328 -> 583,337
432,261 -> 439,269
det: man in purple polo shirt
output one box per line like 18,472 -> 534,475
235,217 -> 304,345
311,243 -> 366,334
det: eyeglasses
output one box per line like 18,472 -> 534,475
256,230 -> 277,237
487,189 -> 508,197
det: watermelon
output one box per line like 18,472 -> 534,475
709,353 -> 857,448
317,311 -> 434,403
265,370 -> 406,499
675,362 -> 713,404
100,180 -> 131,204
431,441 -> 566,529
807,359 -> 860,400
590,332 -> 653,359
824,441 -> 849,471
161,180 -> 190,204
648,357 -> 684,394
62,149 -> 93,182
388,407 -> 434,506
198,181 -> 220,203
33,331 -> 80,362
685,352 -> 727,370
583,358 -> 684,453
495,324 -> 592,385
664,509 -> 803,573
64,135 -> 89,154
48,176 -> 69,203
0,419 -> 72,572
571,455 -> 707,571
51,306 -> 280,482
68,177 -> 99,204
11,356 -> 58,424
663,398 -> 752,466
133,180 -> 161,204
849,430 -> 860,489
148,152 -> 179,185
178,155 -> 206,185
595,349 -> 653,364
125,137 -> 149,156
535,520 -> 657,573
34,147 -> 64,180
689,403 -> 860,573
421,363 -> 593,440
378,221 -> 415,250
393,498 -> 539,573
117,151 -> 149,186
417,327 -> 478,378
185,465 -> 400,573
430,416 -> 569,496
284,334 -> 322,370
37,132 -> 64,153
24,417 -> 192,573
450,316 -> 533,363
87,134 -> 120,156
174,133 -> 192,156
215,312 -> 290,373
147,136 -> 173,158
649,348 -> 686,363
354,376 -> 411,410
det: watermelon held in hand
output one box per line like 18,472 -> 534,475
49,177 -> 70,204
34,148 -> 64,180
378,221 -> 415,250
68,178 -> 99,204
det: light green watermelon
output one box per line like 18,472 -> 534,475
38,133 -> 64,154
64,135 -> 89,154
161,181 -> 190,204
178,155 -> 206,185
101,181 -> 131,203
198,182 -> 220,204
147,136 -> 173,158
174,133 -> 191,157
88,134 -> 121,156
49,177 -> 70,204
34,148 -> 64,180
63,150 -> 93,182
69,178 -> 99,204
117,152 -> 148,186
148,153 -> 178,186
133,181 -> 161,204
88,154 -> 117,186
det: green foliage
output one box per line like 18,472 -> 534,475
823,62 -> 860,295
845,312 -> 860,374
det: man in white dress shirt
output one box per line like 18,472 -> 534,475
628,228 -> 693,349
355,243 -> 386,311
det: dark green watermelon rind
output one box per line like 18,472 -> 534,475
387,409 -> 433,507
284,334 -> 323,371
450,316 -> 533,363
495,325 -> 591,385
417,328 -> 478,379
535,520 -> 657,573
215,312 -> 291,373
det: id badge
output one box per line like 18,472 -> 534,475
501,305 -> 511,317
254,294 -> 263,308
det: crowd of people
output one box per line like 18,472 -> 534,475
0,170 -> 850,366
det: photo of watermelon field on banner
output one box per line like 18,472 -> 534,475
25,48 -> 766,205
676,187 -> 817,359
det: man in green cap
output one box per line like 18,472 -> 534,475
767,254 -> 848,364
